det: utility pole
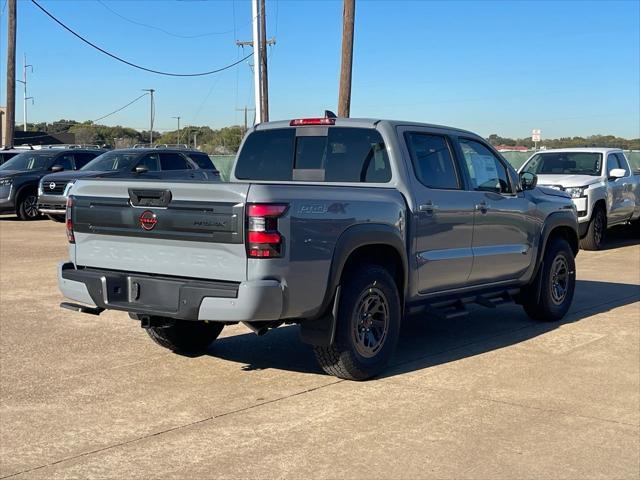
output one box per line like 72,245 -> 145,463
236,106 -> 255,135
142,88 -> 155,144
5,0 -> 16,147
16,54 -> 33,132
338,0 -> 355,118
258,0 -> 269,122
237,0 -> 274,124
172,116 -> 181,144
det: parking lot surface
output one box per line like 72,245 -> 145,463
1,217 -> 638,479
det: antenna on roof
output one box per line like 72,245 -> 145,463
324,110 -> 337,119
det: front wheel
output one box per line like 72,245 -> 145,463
522,238 -> 576,322
580,207 -> 606,250
17,192 -> 40,221
313,265 -> 401,381
145,319 -> 224,353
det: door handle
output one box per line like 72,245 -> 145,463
419,202 -> 438,214
475,201 -> 489,213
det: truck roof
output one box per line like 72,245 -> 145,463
254,117 -> 481,138
534,147 -> 624,154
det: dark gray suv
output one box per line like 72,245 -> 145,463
0,148 -> 104,220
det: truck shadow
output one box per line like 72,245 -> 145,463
600,224 -> 639,250
206,279 -> 640,378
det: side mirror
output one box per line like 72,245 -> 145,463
519,171 -> 538,191
50,165 -> 64,172
608,168 -> 625,180
134,166 -> 148,174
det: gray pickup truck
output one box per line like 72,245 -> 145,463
58,117 -> 579,380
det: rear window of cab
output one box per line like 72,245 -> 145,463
235,127 -> 391,183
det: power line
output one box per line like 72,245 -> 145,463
30,0 -> 253,77
92,92 -> 148,123
96,0 -> 250,39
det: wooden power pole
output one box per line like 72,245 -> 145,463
338,0 -> 355,118
5,0 -> 17,147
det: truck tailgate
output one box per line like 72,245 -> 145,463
70,179 -> 249,282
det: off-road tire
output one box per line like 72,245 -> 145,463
522,238 -> 575,322
580,206 -> 606,250
46,214 -> 65,223
145,319 -> 224,353
313,265 -> 401,381
17,191 -> 40,221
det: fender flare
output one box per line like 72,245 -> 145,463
531,210 -> 579,283
299,223 -> 407,347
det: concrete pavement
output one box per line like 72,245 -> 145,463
1,217 -> 638,479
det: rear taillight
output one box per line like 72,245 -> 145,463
66,196 -> 75,244
246,203 -> 287,258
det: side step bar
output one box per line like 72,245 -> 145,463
410,289 -> 518,320
60,302 -> 105,316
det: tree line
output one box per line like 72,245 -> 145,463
25,120 -> 244,154
23,121 -> 640,152
487,134 -> 640,150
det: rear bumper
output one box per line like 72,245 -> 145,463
58,262 -> 284,322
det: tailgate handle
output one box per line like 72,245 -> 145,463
128,189 -> 172,207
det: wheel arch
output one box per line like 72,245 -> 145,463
299,223 -> 407,347
14,182 -> 39,213
531,210 -> 579,282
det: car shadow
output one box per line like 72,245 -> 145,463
204,279 -> 640,378
600,224 -> 639,250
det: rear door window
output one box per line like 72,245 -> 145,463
235,127 -> 391,182
160,152 -> 192,171
405,133 -> 459,189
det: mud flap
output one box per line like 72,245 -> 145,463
299,286 -> 340,347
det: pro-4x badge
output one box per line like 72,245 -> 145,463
139,210 -> 158,231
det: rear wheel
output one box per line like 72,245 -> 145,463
580,207 -> 606,250
313,264 -> 401,381
17,192 -> 40,221
145,319 -> 224,353
522,238 -> 575,322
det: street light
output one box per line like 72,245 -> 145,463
172,116 -> 181,145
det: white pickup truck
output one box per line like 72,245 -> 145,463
520,148 -> 640,249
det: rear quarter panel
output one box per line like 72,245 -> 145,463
246,183 -> 407,319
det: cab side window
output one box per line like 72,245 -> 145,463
136,154 -> 160,171
606,154 -> 621,178
74,152 -> 98,169
614,153 -> 630,176
160,152 -> 192,171
55,154 -> 74,171
458,139 -> 512,194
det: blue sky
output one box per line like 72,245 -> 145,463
1,0 -> 638,138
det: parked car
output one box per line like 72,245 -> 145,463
38,148 -> 219,222
519,148 -> 640,250
0,148 -> 104,220
58,116 -> 579,380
